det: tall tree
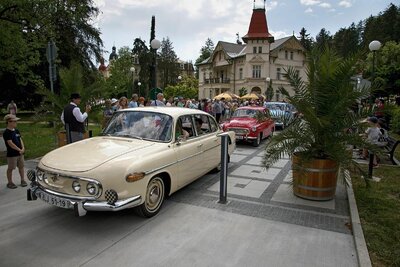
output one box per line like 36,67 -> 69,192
373,41 -> 400,95
362,3 -> 400,48
0,0 -> 103,108
158,37 -> 180,89
298,27 -> 313,51
132,38 -> 151,98
195,38 -> 214,78
195,38 -> 214,65
315,28 -> 333,49
333,23 -> 361,58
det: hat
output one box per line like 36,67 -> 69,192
4,114 -> 20,122
111,98 -> 118,104
70,93 -> 81,100
367,116 -> 378,123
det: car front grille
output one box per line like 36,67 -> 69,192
228,128 -> 249,135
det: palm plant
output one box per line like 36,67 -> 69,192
263,47 -> 376,189
34,62 -> 104,132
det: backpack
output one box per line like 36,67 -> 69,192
377,128 -> 389,147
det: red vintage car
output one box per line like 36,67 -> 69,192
222,106 -> 275,146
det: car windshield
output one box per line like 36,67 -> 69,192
265,103 -> 286,111
102,111 -> 173,142
232,109 -> 257,118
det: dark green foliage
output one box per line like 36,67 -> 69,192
0,0 -> 103,109
158,37 -> 180,89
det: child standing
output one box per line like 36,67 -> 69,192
362,116 -> 381,166
3,114 -> 27,189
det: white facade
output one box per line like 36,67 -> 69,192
197,36 -> 307,100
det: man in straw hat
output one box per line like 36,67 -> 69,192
3,114 -> 27,189
61,93 -> 91,143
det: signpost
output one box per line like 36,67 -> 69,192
46,40 -> 57,93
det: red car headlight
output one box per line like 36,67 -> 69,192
251,126 -> 257,132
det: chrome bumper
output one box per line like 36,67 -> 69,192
28,186 -> 142,217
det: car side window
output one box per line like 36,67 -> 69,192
179,115 -> 195,139
209,116 -> 219,133
194,114 -> 210,136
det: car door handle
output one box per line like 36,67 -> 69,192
197,144 -> 203,148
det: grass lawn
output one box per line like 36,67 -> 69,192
1,122 -> 102,165
352,165 -> 400,267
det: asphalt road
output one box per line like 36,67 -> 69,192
0,140 -> 358,267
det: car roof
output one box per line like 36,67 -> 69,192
236,106 -> 266,111
116,107 -> 210,118
265,102 -> 288,105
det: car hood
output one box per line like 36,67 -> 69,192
224,117 -> 256,128
40,136 -> 156,172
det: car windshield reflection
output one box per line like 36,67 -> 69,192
103,111 -> 173,142
232,109 -> 257,118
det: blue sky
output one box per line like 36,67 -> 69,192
93,0 -> 394,65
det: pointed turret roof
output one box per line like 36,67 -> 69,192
242,8 -> 274,43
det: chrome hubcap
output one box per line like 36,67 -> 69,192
146,178 -> 164,211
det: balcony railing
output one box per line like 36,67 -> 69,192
204,78 -> 230,84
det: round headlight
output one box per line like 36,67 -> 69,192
251,126 -> 257,132
72,181 -> 81,193
86,183 -> 97,195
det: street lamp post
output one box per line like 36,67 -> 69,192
129,67 -> 135,97
266,77 -> 271,101
137,81 -> 141,97
368,40 -> 382,180
369,40 -> 382,80
150,38 -> 161,101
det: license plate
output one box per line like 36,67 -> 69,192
236,135 -> 244,140
37,191 -> 73,209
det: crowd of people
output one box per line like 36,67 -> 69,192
102,92 -> 270,126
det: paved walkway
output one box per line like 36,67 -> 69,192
0,140 -> 365,266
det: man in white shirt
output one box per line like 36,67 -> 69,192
150,93 -> 166,106
61,93 -> 91,143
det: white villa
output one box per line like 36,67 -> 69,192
197,6 -> 307,100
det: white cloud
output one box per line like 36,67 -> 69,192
300,0 -> 321,6
338,1 -> 352,8
267,1 -> 279,10
319,3 -> 331,8
305,7 -> 313,13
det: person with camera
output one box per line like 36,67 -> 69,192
61,93 -> 91,143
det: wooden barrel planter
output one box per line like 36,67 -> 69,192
57,130 -> 91,147
292,154 -> 338,201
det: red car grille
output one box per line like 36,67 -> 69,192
228,128 -> 249,135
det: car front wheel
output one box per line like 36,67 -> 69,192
252,133 -> 261,147
135,176 -> 165,218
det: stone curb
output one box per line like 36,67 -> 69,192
345,174 -> 372,267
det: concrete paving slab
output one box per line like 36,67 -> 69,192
82,203 -> 357,267
230,154 -> 247,163
246,156 -> 263,166
208,177 -> 271,198
230,164 -> 281,180
233,147 -> 255,155
283,170 -> 293,183
271,184 -> 335,210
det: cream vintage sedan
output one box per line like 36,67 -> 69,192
27,107 -> 235,217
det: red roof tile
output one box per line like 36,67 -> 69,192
242,8 -> 274,43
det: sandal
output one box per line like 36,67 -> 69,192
7,183 -> 17,189
21,181 -> 28,187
